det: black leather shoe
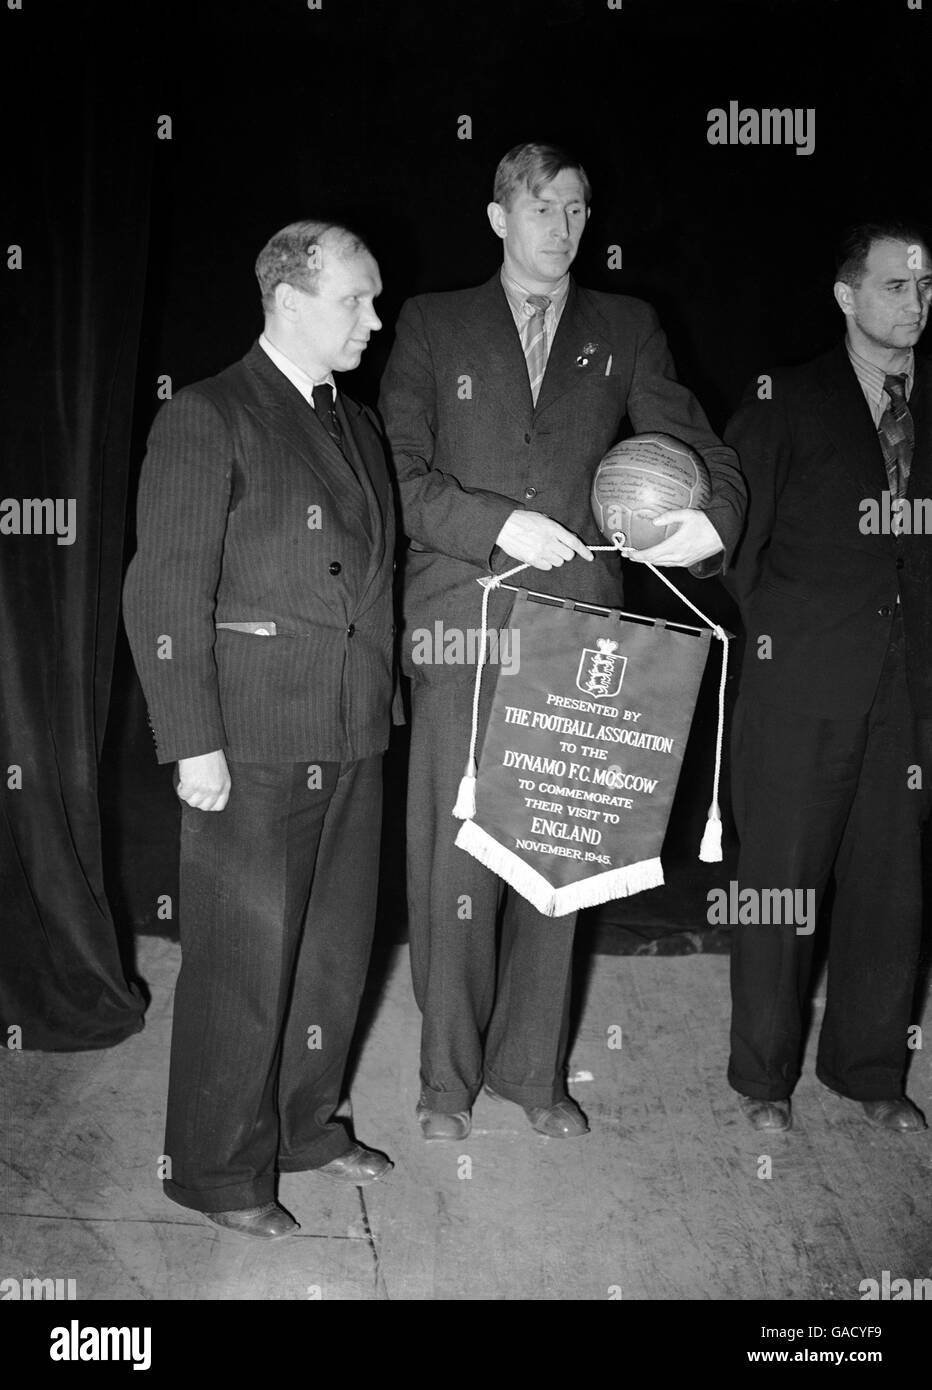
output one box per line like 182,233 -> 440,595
204,1202 -> 299,1239
737,1094 -> 792,1131
416,1099 -> 472,1141
315,1143 -> 394,1184
484,1084 -> 589,1137
861,1098 -> 927,1132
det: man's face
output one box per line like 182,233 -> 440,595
291,247 -> 382,376
836,237 -> 932,354
488,167 -> 590,289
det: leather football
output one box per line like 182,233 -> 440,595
591,433 -> 712,550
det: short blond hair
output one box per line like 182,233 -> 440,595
492,142 -> 591,211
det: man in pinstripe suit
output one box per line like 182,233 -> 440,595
123,222 -> 398,1239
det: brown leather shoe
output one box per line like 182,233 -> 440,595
484,1085 -> 589,1138
315,1142 -> 394,1184
416,1100 -> 472,1141
861,1098 -> 927,1132
737,1094 -> 792,1131
204,1202 -> 299,1239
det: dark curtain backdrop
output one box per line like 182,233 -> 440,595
0,14 -> 151,1048
3,0 -> 931,1047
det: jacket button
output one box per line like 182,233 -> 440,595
329,561 -> 342,576
896,557 -> 905,569
524,486 -> 537,499
524,432 -> 532,444
878,605 -> 892,617
347,624 -> 355,637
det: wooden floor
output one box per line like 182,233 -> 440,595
1,937 -> 930,1300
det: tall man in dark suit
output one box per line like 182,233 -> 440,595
379,142 -> 746,1141
123,222 -> 398,1238
726,222 -> 932,1134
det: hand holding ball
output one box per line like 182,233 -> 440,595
591,433 -> 712,551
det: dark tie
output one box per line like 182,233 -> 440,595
312,382 -> 345,454
878,375 -> 914,528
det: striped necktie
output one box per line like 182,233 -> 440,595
522,294 -> 551,406
878,375 -> 914,533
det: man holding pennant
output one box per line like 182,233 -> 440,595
380,141 -> 746,1141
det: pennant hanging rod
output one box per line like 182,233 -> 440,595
477,577 -> 713,638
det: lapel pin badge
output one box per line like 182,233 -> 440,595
576,342 -> 599,367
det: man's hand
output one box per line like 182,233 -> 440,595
176,749 -> 231,811
623,509 -> 723,568
495,510 -> 594,571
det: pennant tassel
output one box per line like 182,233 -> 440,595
452,758 -> 478,820
699,805 -> 723,863
635,550 -> 731,867
450,559 -> 530,822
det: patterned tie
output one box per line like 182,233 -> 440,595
878,375 -> 914,533
522,294 -> 551,406
311,382 -> 345,454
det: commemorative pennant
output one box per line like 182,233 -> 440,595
453,590 -> 713,917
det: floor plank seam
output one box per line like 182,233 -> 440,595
355,1189 -> 390,1300
1,1210 -> 371,1241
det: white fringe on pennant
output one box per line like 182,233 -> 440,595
454,819 -> 664,918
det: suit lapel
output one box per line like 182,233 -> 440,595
814,344 -> 890,501
242,344 -> 373,536
336,393 -> 387,565
453,276 -> 533,425
535,281 -> 613,415
452,274 -> 617,422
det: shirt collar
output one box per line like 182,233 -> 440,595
259,333 -> 336,406
845,337 -> 914,403
500,267 -> 571,319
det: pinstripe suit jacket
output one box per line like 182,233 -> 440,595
378,274 -> 746,679
123,342 -> 398,763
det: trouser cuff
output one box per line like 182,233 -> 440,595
816,1067 -> 905,1103
727,1068 -> 794,1103
417,1079 -> 478,1114
484,1065 -> 563,1109
164,1175 -> 276,1215
278,1126 -> 354,1172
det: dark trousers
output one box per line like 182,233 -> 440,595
729,617 -> 930,1102
164,755 -> 382,1212
407,677 -> 577,1114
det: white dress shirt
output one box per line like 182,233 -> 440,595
259,332 -> 336,407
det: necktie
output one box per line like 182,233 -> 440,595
522,294 -> 551,406
312,382 -> 345,454
311,381 -> 367,499
878,375 -> 914,533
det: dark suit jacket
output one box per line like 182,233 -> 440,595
123,342 -> 398,763
378,274 -> 746,676
725,343 -> 932,719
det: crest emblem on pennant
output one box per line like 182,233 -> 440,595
576,638 -> 627,698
